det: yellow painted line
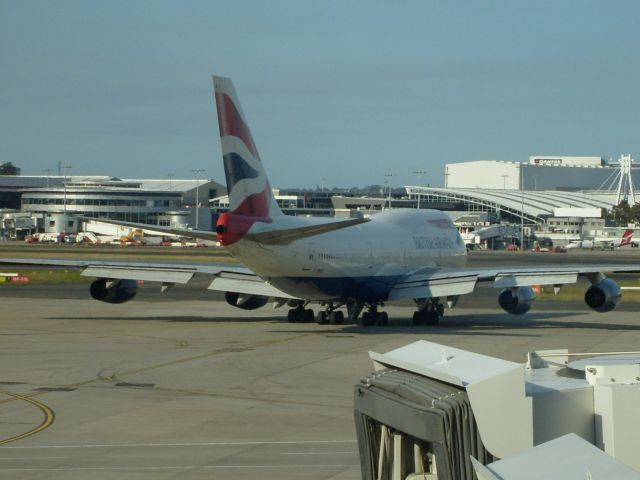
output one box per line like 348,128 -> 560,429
0,331 -> 313,438
0,391 -> 55,445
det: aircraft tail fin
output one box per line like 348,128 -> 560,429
213,76 -> 283,218
620,229 -> 634,246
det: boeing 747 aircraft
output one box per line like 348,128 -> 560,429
2,76 -> 640,326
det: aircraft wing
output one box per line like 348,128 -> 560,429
387,264 -> 640,301
3,256 -> 639,305
0,257 -> 300,300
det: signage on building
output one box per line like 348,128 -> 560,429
532,158 -> 563,165
529,156 -> 604,167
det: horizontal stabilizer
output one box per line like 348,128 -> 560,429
245,217 -> 370,245
79,217 -> 218,242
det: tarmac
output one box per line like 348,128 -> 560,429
1,247 -> 640,479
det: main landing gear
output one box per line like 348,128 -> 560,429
317,310 -> 344,325
287,305 -> 314,323
314,302 -> 343,324
360,303 -> 389,326
412,298 -> 444,325
287,302 -> 346,324
286,297 -> 446,326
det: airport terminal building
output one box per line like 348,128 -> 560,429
0,155 -> 636,242
0,174 -> 226,238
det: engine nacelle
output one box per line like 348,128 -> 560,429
585,278 -> 621,313
225,291 -> 269,310
90,278 -> 138,304
498,286 -> 536,315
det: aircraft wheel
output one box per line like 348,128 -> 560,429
413,310 -> 440,325
317,311 -> 328,324
287,309 -> 297,323
361,312 -> 372,326
377,312 -> 389,326
330,311 -> 344,325
303,309 -> 314,323
425,311 -> 440,325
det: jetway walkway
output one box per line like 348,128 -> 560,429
354,369 -> 492,480
355,340 -> 640,479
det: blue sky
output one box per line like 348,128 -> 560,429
1,1 -> 639,189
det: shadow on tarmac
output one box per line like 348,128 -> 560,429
47,314 -> 282,323
44,310 -> 640,336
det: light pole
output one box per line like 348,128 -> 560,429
191,169 -> 206,229
60,164 -> 72,216
167,173 -> 175,191
500,174 -> 509,190
412,170 -> 427,209
384,173 -> 395,210
520,163 -> 525,251
383,180 -> 388,209
43,168 -> 53,188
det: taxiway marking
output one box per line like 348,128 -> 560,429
0,391 -> 55,446
0,439 -> 356,449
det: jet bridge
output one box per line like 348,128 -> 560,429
354,340 -> 640,479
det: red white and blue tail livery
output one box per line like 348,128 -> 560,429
214,75 -> 282,220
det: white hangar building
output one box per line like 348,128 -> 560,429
445,156 -> 616,191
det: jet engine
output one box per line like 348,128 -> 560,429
585,278 -> 621,313
90,278 -> 138,304
498,286 -> 536,315
225,291 -> 269,310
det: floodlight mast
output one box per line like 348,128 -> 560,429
412,170 -> 427,209
192,168 -> 206,229
61,164 -> 72,216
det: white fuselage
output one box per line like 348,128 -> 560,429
225,209 -> 467,301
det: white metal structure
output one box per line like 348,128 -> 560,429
614,154 -> 636,206
364,340 -> 640,478
472,434 -> 640,480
